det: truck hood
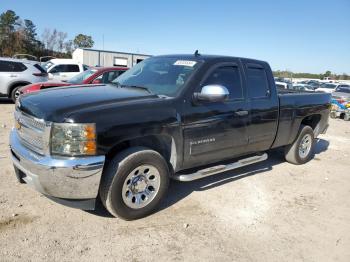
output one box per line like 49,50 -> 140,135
18,84 -> 159,122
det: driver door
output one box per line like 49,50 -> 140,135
181,62 -> 250,169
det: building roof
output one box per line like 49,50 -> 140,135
78,48 -> 150,57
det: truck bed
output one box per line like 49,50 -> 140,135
271,91 -> 331,149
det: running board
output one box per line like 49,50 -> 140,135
173,153 -> 268,182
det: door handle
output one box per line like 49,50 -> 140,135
235,110 -> 248,116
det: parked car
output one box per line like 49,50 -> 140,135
331,86 -> 350,103
305,81 -> 321,90
10,54 -> 331,220
275,81 -> 293,90
275,81 -> 288,90
41,58 -> 88,81
316,83 -> 350,93
18,67 -> 128,96
293,84 -> 314,91
0,57 -> 48,102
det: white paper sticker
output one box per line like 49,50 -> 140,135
174,60 -> 197,67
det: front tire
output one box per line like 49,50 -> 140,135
99,147 -> 170,220
285,125 -> 315,165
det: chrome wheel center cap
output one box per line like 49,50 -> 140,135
131,176 -> 148,193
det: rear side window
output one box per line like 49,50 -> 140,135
34,64 -> 47,73
203,66 -> 243,100
0,60 -> 27,72
246,66 -> 270,98
65,64 -> 80,72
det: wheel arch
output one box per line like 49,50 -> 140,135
105,134 -> 178,174
300,114 -> 322,136
7,81 -> 31,97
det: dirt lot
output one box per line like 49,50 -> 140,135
0,97 -> 349,262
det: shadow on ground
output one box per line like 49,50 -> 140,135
87,139 -> 329,218
0,97 -> 13,104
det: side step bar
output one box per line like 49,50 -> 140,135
173,153 -> 268,182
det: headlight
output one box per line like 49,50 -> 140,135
51,123 -> 96,156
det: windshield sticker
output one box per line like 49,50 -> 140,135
174,60 -> 197,67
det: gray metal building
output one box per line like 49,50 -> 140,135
72,48 -> 151,68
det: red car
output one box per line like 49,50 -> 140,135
18,67 -> 128,96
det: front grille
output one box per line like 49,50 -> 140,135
14,110 -> 49,155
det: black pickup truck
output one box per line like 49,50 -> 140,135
10,54 -> 331,220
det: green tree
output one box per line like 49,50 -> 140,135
324,71 -> 332,77
0,10 -> 20,56
23,19 -> 39,53
73,34 -> 94,48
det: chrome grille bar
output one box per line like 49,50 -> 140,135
14,110 -> 51,155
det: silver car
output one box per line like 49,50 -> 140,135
332,85 -> 350,102
0,57 -> 48,102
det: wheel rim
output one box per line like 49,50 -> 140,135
14,90 -> 20,99
121,164 -> 161,209
299,134 -> 312,158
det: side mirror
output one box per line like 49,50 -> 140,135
92,79 -> 102,84
194,85 -> 230,103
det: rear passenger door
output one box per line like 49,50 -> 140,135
242,61 -> 279,152
0,60 -> 27,95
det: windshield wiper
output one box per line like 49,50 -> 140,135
119,84 -> 153,94
109,82 -> 166,97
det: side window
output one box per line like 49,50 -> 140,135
0,61 -> 27,72
104,71 -> 119,83
83,64 -> 89,71
102,71 -> 121,83
246,66 -> 270,99
50,64 -> 80,73
202,66 -> 243,100
49,65 -> 64,73
65,64 -> 80,72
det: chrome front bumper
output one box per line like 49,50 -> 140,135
9,128 -> 105,200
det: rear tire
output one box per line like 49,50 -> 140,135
330,111 -> 337,119
285,125 -> 315,165
99,147 -> 169,220
10,85 -> 23,102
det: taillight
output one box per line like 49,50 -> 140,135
33,72 -> 48,77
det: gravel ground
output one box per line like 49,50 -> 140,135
0,97 -> 349,262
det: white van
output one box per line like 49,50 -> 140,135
42,59 -> 88,81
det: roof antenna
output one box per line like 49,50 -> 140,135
194,50 -> 200,57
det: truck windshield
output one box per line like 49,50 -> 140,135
113,57 -> 202,97
68,69 -> 97,84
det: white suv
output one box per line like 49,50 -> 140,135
0,57 -> 48,102
42,59 -> 88,81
